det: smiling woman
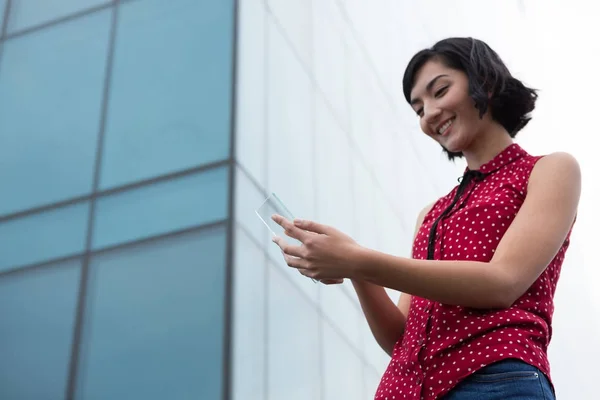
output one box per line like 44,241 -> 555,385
405,38 -> 537,162
271,37 -> 580,400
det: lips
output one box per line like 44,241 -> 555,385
437,117 -> 455,136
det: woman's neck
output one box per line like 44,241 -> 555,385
462,123 -> 514,170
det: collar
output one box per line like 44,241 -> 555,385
464,143 -> 528,176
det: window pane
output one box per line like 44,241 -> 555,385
353,161 -> 379,250
320,284 -> 362,351
323,320 -> 364,400
1,0 -> 6,29
361,316 -> 390,374
375,187 -> 409,256
93,167 -> 229,249
0,260 -> 81,400
99,0 -> 234,189
235,0 -> 267,187
347,46 -> 379,168
231,227 -> 266,400
266,19 -> 315,221
0,11 -> 110,215
234,166 -> 269,246
0,202 -> 89,272
75,226 -> 227,400
6,0 -> 108,33
266,20 -> 318,302
313,0 -> 348,130
267,0 -> 311,66
268,263 -> 320,400
365,367 -> 382,400
314,95 -> 354,236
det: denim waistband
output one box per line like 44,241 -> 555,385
480,359 -> 540,374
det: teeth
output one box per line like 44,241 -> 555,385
438,119 -> 454,134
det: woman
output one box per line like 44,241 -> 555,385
272,37 -> 580,399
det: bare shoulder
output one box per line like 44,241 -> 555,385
412,201 -> 435,240
416,202 -> 435,226
529,151 -> 581,191
533,151 -> 580,177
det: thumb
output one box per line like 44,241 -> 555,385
293,219 -> 329,234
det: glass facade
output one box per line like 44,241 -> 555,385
0,1 -> 234,399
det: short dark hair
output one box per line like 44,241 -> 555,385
402,37 -> 538,160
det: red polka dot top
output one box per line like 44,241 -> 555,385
375,144 -> 573,399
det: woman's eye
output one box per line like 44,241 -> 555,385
434,87 -> 448,97
416,108 -> 423,117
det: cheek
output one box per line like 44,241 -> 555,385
459,105 -> 484,129
457,96 -> 479,119
419,119 -> 433,136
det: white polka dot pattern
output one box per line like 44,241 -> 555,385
374,144 -> 573,400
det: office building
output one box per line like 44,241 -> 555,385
4,1 -> 586,399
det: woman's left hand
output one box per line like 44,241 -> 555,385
271,215 -> 362,280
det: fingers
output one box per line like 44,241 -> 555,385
271,223 -> 342,283
293,218 -> 330,235
282,253 -> 307,270
272,236 -> 309,272
279,251 -> 342,284
272,236 -> 304,258
271,215 -> 308,242
271,214 -> 331,238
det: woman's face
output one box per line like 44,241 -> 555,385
409,59 -> 492,154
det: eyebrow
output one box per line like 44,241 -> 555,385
410,74 -> 450,105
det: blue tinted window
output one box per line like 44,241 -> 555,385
0,11 -> 110,216
99,0 -> 235,189
0,202 -> 89,272
1,0 -> 6,30
93,166 -> 229,249
0,260 -> 81,400
75,226 -> 227,400
6,0 -> 108,33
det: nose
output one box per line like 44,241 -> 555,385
423,103 -> 442,125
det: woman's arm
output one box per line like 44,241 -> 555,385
273,152 -> 580,309
273,152 -> 580,308
351,203 -> 432,355
351,152 -> 581,309
351,281 -> 407,356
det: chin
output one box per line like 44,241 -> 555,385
441,141 -> 463,154
441,134 -> 469,153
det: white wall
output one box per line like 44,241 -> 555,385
233,0 -> 596,399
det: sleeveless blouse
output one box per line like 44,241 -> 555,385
375,144 -> 572,399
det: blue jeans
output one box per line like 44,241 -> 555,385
442,359 -> 555,399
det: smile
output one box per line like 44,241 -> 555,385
438,118 -> 455,135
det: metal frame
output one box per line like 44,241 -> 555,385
0,160 -> 229,224
0,0 -> 11,70
64,2 -> 119,397
223,0 -> 240,398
